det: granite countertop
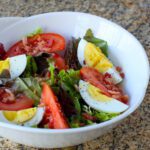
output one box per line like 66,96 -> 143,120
0,0 -> 149,149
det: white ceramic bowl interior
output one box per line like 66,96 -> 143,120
0,17 -> 24,31
0,12 -> 149,148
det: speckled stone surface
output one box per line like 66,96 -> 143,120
0,0 -> 149,149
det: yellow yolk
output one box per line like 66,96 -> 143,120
3,107 -> 37,124
84,43 -> 113,73
0,59 -> 10,74
87,84 -> 111,102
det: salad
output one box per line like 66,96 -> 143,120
0,28 -> 129,129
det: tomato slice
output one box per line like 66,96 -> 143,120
4,33 -> 66,58
0,95 -> 34,111
52,53 -> 68,70
41,83 -> 69,129
80,67 -> 111,97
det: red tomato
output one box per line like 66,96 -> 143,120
52,53 -> 68,70
41,83 -> 69,129
0,95 -> 34,111
80,67 -> 111,97
4,33 -> 66,58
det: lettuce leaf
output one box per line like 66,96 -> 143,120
83,105 -> 119,122
84,29 -> 108,57
58,69 -> 80,85
58,69 -> 81,115
60,81 -> 81,115
22,56 -> 37,77
27,27 -> 43,37
64,38 -> 81,70
13,77 -> 41,106
47,59 -> 56,85
69,116 -> 81,128
94,111 -> 119,121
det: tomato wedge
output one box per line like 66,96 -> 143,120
52,53 -> 68,70
4,33 -> 66,58
80,67 -> 111,97
0,95 -> 34,111
41,83 -> 69,129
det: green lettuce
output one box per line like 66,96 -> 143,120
27,27 -> 43,37
47,59 -> 56,85
22,56 -> 37,77
13,77 -> 41,106
58,69 -> 81,116
69,115 -> 81,128
58,69 -> 80,85
84,29 -> 108,57
94,111 -> 119,121
83,105 -> 119,122
41,59 -> 59,94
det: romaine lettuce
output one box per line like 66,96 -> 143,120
22,56 -> 37,77
13,77 -> 41,106
58,69 -> 81,115
83,105 -> 119,122
84,29 -> 108,57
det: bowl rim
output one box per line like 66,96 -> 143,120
0,11 -> 149,134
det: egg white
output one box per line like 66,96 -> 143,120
79,80 -> 128,113
107,67 -> 122,84
77,39 -> 88,66
77,39 -> 122,84
9,54 -> 27,79
0,107 -> 45,127
24,107 -> 45,127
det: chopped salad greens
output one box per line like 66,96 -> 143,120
0,28 -> 129,129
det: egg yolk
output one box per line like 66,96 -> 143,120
84,43 -> 113,73
0,59 -> 10,74
87,84 -> 111,102
3,111 -> 17,121
3,107 -> 37,123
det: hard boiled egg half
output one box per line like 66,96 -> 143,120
77,39 -> 122,84
0,107 -> 45,127
79,80 -> 128,113
0,54 -> 27,79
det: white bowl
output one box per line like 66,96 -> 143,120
0,12 -> 149,148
